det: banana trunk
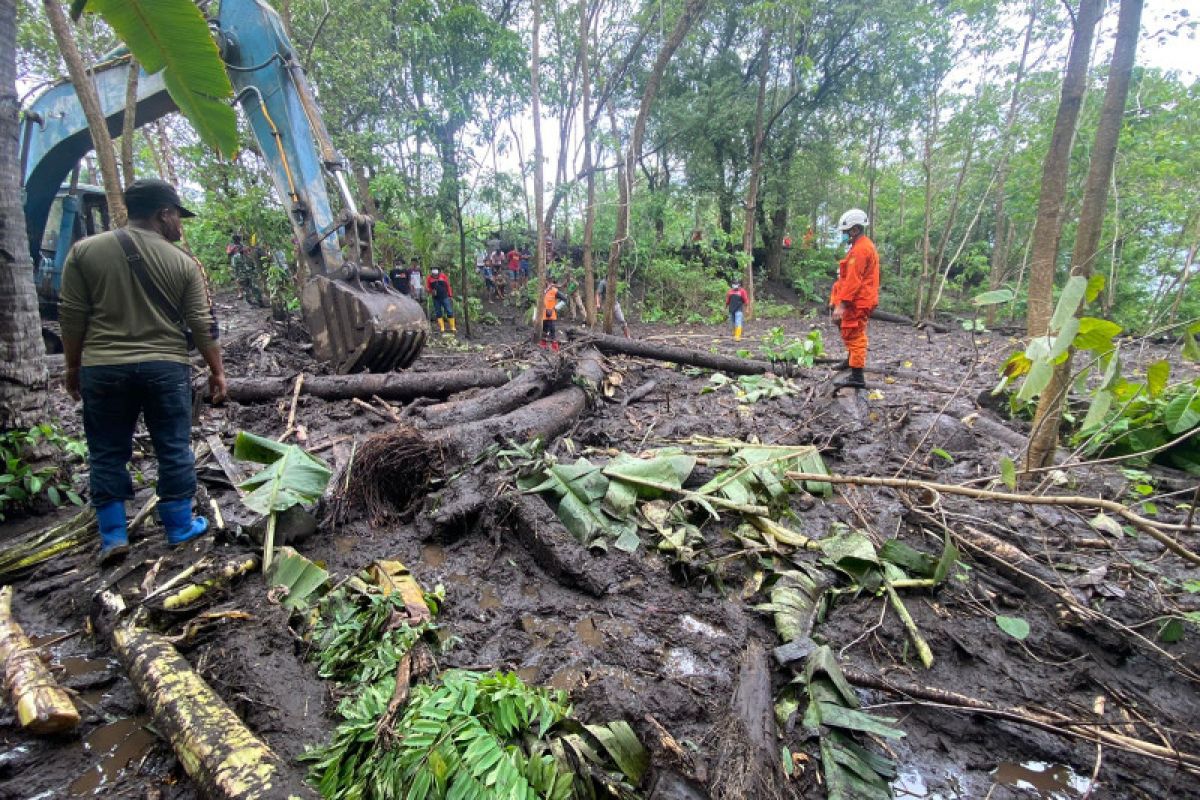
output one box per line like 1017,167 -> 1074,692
111,624 -> 315,799
0,585 -> 80,734
161,556 -> 259,611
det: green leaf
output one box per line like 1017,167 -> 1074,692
1163,386 -> 1200,434
804,645 -> 858,708
83,0 -> 238,157
999,457 -> 1017,491
932,532 -> 959,585
1075,317 -> 1122,353
1049,275 -> 1088,332
930,447 -> 954,464
1048,317 -> 1079,360
879,540 -> 935,577
1182,330 -> 1200,363
1159,617 -> 1184,644
1017,359 -> 1054,402
1085,274 -> 1106,303
995,615 -> 1030,641
268,547 -> 329,610
584,721 -> 648,785
234,431 -> 332,515
815,703 -> 905,739
972,288 -> 1014,306
1146,361 -> 1170,399
1080,389 -> 1113,432
819,530 -> 879,580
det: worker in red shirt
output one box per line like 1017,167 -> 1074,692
829,208 -> 880,390
725,280 -> 749,341
506,247 -> 522,286
426,268 -> 456,333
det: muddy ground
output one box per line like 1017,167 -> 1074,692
2,284 -> 1198,800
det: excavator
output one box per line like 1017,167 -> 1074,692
20,0 -> 427,373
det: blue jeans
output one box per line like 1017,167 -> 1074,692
730,309 -> 744,330
433,296 -> 454,320
81,361 -> 195,506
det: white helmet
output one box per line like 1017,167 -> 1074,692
838,208 -> 869,232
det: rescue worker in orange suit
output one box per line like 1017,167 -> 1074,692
829,208 -> 879,390
540,277 -> 564,351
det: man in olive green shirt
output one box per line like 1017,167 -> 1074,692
60,178 -> 226,565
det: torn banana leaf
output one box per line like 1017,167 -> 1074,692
522,458 -> 638,551
819,528 -> 881,585
797,646 -> 903,800
698,445 -> 831,506
268,547 -> 329,611
754,568 -> 825,643
601,452 -> 696,518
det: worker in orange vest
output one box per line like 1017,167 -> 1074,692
829,208 -> 879,390
540,277 -> 564,351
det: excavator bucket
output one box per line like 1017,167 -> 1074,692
301,276 -> 428,374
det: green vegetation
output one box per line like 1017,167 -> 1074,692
0,423 -> 86,520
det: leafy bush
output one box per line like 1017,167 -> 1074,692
639,256 -> 726,324
759,327 -> 825,367
0,423 -> 86,520
756,301 -> 796,320
464,296 -> 499,326
1073,377 -> 1200,473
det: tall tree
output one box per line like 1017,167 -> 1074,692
42,0 -> 125,223
602,0 -> 708,333
1025,0 -> 1144,470
1023,0 -> 1103,337
740,26 -> 771,319
579,0 -> 597,327
0,0 -> 48,428
531,0 -> 547,340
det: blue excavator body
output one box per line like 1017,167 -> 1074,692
21,0 -> 427,372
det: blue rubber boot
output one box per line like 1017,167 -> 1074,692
158,498 -> 209,546
96,501 -> 129,566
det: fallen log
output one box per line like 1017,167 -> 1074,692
216,368 -> 510,403
872,308 -> 949,333
104,607 -> 317,798
710,640 -> 785,800
419,365 -> 565,428
0,585 -> 80,734
588,333 -> 793,376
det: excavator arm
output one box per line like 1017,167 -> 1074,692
20,0 -> 427,373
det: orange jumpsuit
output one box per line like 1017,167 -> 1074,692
829,235 -> 880,369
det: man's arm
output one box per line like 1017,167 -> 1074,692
180,267 -> 226,403
58,247 -> 90,400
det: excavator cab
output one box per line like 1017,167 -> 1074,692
19,0 -> 427,373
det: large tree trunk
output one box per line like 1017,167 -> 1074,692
0,0 -> 48,429
1026,0 -> 1143,471
42,0 -> 126,225
1023,0 -> 1103,337
218,369 -> 509,403
603,0 -> 708,332
741,28 -> 771,322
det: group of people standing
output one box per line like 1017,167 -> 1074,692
386,260 -> 457,333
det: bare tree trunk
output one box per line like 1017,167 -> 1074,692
580,0 -> 597,327
916,88 -> 939,320
120,59 -> 138,188
740,28 -> 771,322
43,0 -> 126,225
1026,0 -> 1142,471
531,0 -> 547,340
924,125 -> 975,317
603,0 -> 708,332
154,121 -> 179,186
1024,0 -> 1103,337
0,0 -> 48,428
985,0 -> 1039,327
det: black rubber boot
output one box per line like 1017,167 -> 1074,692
834,367 -> 866,390
833,359 -> 851,371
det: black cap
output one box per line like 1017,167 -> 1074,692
124,178 -> 196,218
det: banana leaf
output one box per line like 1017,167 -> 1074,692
233,432 -> 332,515
522,458 -> 637,551
601,452 -> 695,517
75,0 -> 238,157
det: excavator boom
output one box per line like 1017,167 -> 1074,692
20,0 -> 427,373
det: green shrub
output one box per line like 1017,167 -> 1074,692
0,423 -> 87,520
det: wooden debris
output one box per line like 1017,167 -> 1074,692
0,586 -> 80,734
110,622 -> 318,798
217,368 -> 509,403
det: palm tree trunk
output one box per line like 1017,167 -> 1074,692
0,0 -> 48,428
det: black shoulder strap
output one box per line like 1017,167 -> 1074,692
114,228 -> 186,331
